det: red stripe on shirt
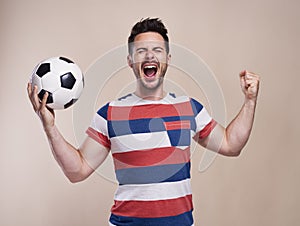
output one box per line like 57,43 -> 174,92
86,127 -> 111,149
111,194 -> 193,218
107,102 -> 194,121
113,147 -> 191,170
198,119 -> 217,139
164,120 -> 191,130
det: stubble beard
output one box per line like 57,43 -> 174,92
135,63 -> 168,92
138,76 -> 164,91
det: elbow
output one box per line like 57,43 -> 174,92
219,139 -> 244,157
68,177 -> 83,184
65,172 -> 86,184
219,146 -> 242,157
226,150 -> 242,157
64,163 -> 93,183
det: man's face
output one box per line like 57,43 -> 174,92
128,32 -> 171,91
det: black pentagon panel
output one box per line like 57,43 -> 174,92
38,89 -> 53,104
36,63 -> 50,77
60,72 -> 76,89
59,56 -> 74,64
82,74 -> 85,87
64,99 -> 78,109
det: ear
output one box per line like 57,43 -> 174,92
167,53 -> 171,65
127,55 -> 133,68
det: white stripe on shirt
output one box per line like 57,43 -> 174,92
110,131 -> 171,153
114,179 -> 192,201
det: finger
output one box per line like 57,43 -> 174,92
245,71 -> 259,79
242,74 -> 257,89
31,85 -> 41,112
240,70 -> 254,87
240,74 -> 246,87
27,82 -> 32,97
245,79 -> 254,88
27,83 -> 38,112
245,77 -> 260,92
245,75 -> 260,86
246,71 -> 257,76
27,82 -> 36,106
244,74 -> 257,83
32,85 -> 39,102
240,70 -> 259,78
40,91 -> 49,111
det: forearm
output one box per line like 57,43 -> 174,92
44,125 -> 84,179
224,99 -> 257,155
27,83 -> 89,182
197,70 -> 259,156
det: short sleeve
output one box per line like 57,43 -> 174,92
190,98 -> 217,140
86,103 -> 111,149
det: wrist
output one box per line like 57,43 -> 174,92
244,97 -> 257,108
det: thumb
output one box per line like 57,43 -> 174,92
239,70 -> 247,77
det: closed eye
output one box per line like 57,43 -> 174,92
153,47 -> 164,53
136,48 -> 147,54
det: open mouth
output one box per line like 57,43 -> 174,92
142,63 -> 158,78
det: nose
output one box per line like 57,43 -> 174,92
145,50 -> 155,60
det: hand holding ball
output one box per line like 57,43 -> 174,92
31,56 -> 84,110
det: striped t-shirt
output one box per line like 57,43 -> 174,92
86,93 -> 216,226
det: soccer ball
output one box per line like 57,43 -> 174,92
31,56 -> 84,110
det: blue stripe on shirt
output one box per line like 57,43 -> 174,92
108,116 -> 196,138
116,162 -> 191,185
109,210 -> 194,226
190,98 -> 203,116
97,102 -> 109,120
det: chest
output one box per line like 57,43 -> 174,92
107,104 -> 197,153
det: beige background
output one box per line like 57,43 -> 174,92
1,0 -> 299,225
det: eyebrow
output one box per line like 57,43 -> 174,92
135,46 -> 165,51
136,47 -> 147,51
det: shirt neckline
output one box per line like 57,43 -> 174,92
131,92 -> 173,103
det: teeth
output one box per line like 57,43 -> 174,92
144,65 -> 157,69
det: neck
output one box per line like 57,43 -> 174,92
134,84 -> 166,101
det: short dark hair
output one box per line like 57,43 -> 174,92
128,18 -> 169,54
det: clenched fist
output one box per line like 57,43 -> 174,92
239,70 -> 260,101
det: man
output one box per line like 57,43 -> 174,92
27,18 -> 260,226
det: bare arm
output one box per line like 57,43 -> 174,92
27,83 -> 109,182
197,70 -> 260,156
